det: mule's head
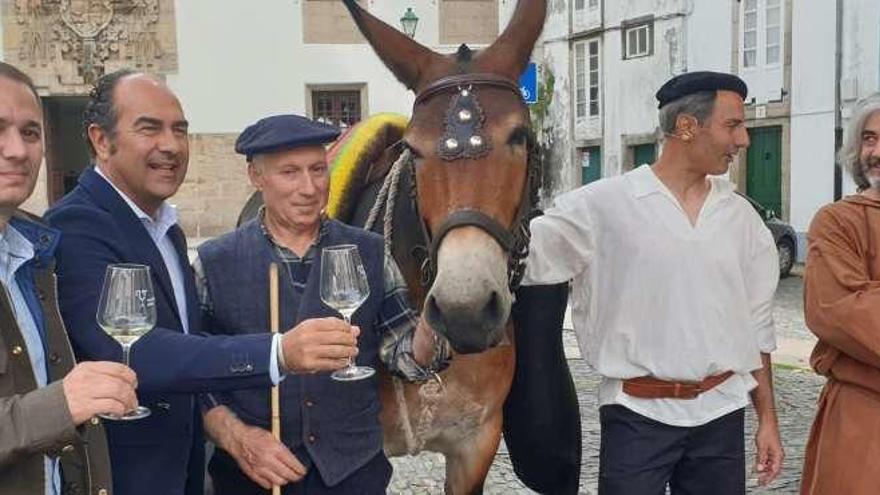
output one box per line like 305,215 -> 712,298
344,0 -> 546,354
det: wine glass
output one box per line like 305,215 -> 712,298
96,263 -> 156,420
320,245 -> 374,381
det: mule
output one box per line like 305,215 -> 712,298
343,2 -> 582,493
240,1 -> 581,492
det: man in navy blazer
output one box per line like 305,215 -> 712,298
45,71 -> 360,495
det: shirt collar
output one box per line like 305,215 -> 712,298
258,206 -> 328,262
0,225 -> 36,278
628,164 -> 666,198
94,165 -> 179,238
627,164 -> 736,201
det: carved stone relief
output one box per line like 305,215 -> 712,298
3,0 -> 177,93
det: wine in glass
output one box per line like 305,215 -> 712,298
320,245 -> 373,381
96,263 -> 156,420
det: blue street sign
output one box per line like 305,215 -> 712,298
519,63 -> 538,104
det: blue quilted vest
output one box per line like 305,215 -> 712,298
197,218 -> 386,486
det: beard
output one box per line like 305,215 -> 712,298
861,157 -> 880,190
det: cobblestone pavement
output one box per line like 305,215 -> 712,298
774,267 -> 812,341
389,272 -> 825,494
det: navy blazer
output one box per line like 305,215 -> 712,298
45,167 -> 275,495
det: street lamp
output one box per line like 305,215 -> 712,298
400,8 -> 419,38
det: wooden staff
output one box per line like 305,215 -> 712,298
269,263 -> 282,495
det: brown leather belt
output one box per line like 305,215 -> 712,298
622,371 -> 735,400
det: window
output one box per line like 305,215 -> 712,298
440,0 -> 498,45
588,40 -> 600,116
741,0 -> 784,69
311,90 -> 361,128
743,0 -> 758,67
575,0 -> 598,11
765,0 -> 781,64
575,39 -> 600,119
623,22 -> 653,60
575,42 -> 586,118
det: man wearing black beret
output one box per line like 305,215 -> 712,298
195,114 -> 450,494
522,71 -> 784,494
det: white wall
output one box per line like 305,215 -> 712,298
737,0 -> 785,104
789,0 -> 836,246
687,0 -> 733,73
535,0 -> 576,197
168,0 -> 429,134
543,40 -> 576,196
840,0 -> 880,102
602,0 -> 698,176
167,0 -> 524,135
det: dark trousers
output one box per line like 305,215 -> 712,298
598,405 -> 746,495
209,450 -> 392,495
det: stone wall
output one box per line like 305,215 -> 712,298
19,134 -> 250,240
175,133 -> 253,239
2,0 -> 178,95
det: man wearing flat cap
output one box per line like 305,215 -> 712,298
195,114 -> 450,494
523,71 -> 784,494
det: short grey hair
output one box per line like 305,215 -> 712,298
839,93 -> 880,191
658,91 -> 717,136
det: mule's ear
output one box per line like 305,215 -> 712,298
476,0 -> 547,81
342,0 -> 441,91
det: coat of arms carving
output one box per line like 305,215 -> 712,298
11,0 -> 172,86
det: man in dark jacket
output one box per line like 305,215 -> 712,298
0,61 -> 138,495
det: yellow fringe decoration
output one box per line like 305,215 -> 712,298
326,113 -> 409,219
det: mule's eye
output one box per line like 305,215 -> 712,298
507,127 -> 529,146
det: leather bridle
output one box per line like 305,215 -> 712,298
408,72 -> 540,293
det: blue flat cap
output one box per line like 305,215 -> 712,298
235,114 -> 341,161
656,71 -> 748,109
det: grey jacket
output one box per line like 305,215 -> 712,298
0,212 -> 112,495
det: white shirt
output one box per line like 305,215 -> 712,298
94,167 -> 189,333
524,165 -> 778,427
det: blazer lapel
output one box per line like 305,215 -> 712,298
79,168 -> 183,329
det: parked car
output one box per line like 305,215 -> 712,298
738,192 -> 797,278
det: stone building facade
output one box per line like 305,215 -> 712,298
0,0 -> 511,238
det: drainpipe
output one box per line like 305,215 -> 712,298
833,0 -> 843,200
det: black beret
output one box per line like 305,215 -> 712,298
656,71 -> 748,109
235,114 -> 341,161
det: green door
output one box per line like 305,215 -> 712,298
581,146 -> 602,184
633,143 -> 656,168
746,126 -> 782,215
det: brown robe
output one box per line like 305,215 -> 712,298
801,194 -> 880,495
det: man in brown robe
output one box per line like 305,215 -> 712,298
801,93 -> 880,495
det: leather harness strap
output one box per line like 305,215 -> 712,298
622,371 -> 735,400
408,72 -> 538,293
414,73 -> 523,106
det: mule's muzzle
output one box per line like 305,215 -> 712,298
425,289 -> 507,354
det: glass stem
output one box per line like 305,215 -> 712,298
344,315 -> 354,368
122,342 -> 132,367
